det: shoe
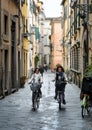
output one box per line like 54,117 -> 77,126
39,94 -> 42,98
54,96 -> 57,100
63,99 -> 66,104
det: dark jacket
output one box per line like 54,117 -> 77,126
39,67 -> 44,74
55,72 -> 66,91
80,77 -> 92,100
81,77 -> 92,94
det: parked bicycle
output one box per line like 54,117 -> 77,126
81,94 -> 92,118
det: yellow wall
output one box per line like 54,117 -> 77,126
22,2 -> 28,77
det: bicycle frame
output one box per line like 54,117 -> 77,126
81,94 -> 90,118
32,90 -> 40,111
81,94 -> 89,108
57,91 -> 64,110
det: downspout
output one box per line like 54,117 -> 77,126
86,0 -> 89,64
0,1 -> 4,97
0,0 -> 1,45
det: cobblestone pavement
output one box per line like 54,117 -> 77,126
0,70 -> 92,130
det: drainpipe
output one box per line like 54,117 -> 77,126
0,1 -> 4,97
86,0 -> 89,65
0,0 -> 1,45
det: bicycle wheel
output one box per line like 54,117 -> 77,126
34,95 -> 38,110
32,92 -> 38,111
37,97 -> 40,108
81,106 -> 86,118
59,93 -> 62,110
81,95 -> 90,118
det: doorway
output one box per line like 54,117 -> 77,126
11,21 -> 16,88
4,50 -> 8,90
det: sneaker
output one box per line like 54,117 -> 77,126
63,99 -> 66,104
54,96 -> 57,100
39,94 -> 42,98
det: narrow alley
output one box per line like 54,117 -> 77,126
0,71 -> 92,130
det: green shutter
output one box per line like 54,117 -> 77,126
35,27 -> 40,40
33,1 -> 36,15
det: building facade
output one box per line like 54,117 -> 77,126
43,18 -> 51,68
50,17 -> 63,70
61,0 -> 92,87
0,0 -> 22,97
70,0 -> 92,86
21,0 -> 29,78
61,0 -> 71,71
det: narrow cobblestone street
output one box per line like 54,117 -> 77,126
0,71 -> 92,130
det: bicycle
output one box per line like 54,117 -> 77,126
81,94 -> 90,118
56,81 -> 67,110
29,82 -> 41,111
32,89 -> 40,111
57,90 -> 65,110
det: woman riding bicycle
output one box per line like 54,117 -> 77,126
54,66 -> 67,104
29,68 -> 43,98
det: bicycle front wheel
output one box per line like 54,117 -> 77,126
57,94 -> 61,110
81,106 -> 85,118
81,106 -> 89,118
32,92 -> 37,111
37,97 -> 40,108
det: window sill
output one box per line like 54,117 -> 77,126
3,34 -> 9,42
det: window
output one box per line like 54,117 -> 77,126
64,6 -> 67,20
23,16 -> 25,32
4,15 -> 8,35
21,0 -> 25,6
73,7 -> 77,34
26,19 -> 28,32
26,0 -> 27,5
30,0 -> 33,11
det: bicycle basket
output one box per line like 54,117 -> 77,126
30,82 -> 40,91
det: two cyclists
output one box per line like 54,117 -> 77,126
29,65 -> 67,110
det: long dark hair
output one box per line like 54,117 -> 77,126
56,66 -> 65,72
34,68 -> 39,73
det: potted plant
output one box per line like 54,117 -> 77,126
84,64 -> 92,78
35,54 -> 40,67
